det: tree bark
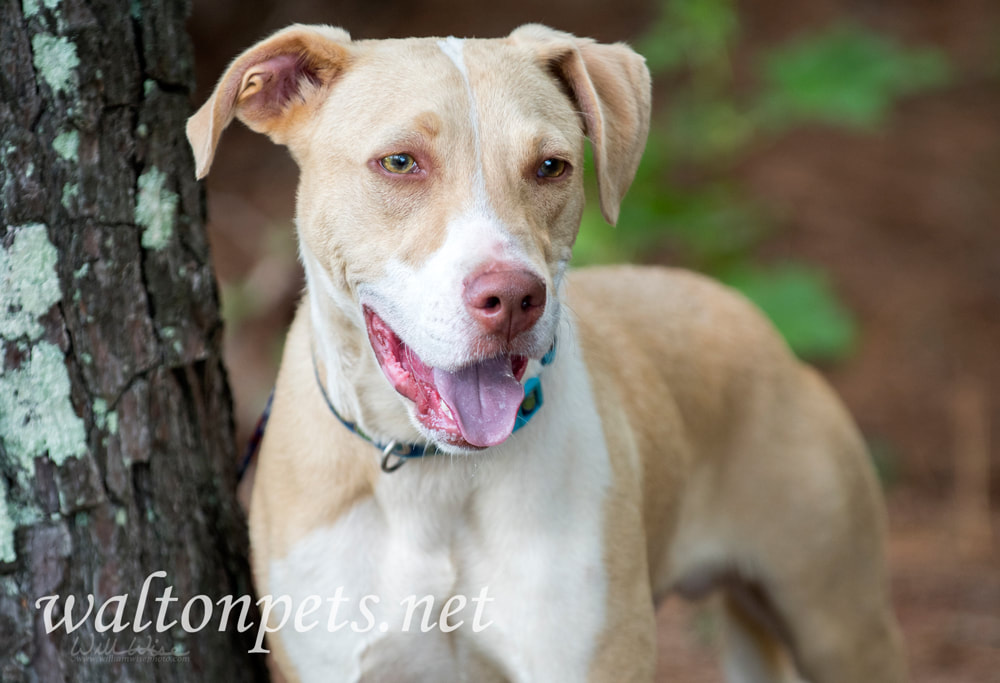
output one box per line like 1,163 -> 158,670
0,0 -> 268,680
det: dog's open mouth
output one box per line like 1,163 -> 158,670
364,308 -> 528,449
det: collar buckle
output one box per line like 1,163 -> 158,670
381,441 -> 406,473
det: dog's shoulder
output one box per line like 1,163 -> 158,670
566,264 -> 807,442
566,264 -> 790,363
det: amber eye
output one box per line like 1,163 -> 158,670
380,153 -> 418,174
537,158 -> 568,179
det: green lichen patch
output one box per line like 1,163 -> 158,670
0,576 -> 21,596
93,397 -> 107,425
61,182 -> 79,210
106,411 -> 119,435
0,341 -> 87,471
136,167 -> 178,251
31,33 -> 79,97
92,397 -> 118,435
22,0 -> 61,18
53,129 -> 79,162
0,223 -> 62,341
0,477 -> 15,563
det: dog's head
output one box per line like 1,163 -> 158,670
188,24 -> 650,451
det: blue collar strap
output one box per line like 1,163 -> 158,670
313,341 -> 556,472
237,343 -> 555,480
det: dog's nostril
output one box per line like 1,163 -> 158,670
464,268 -> 546,340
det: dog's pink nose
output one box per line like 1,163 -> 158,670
464,268 -> 546,342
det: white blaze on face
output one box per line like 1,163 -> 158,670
437,37 -> 494,221
359,38 -> 548,372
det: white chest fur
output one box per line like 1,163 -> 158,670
266,325 -> 612,683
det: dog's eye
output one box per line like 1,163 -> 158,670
537,158 -> 568,179
380,153 -> 418,174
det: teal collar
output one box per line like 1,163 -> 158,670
312,342 -> 556,472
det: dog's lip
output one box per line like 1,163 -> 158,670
363,307 -> 528,448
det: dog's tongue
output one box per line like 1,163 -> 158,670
432,357 -> 523,448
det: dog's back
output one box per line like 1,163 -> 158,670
570,264 -> 905,682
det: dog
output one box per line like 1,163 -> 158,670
187,23 -> 906,683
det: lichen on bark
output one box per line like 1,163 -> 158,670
0,223 -> 86,563
1,0 -> 267,677
0,223 -> 62,340
30,33 -> 79,96
136,166 -> 178,250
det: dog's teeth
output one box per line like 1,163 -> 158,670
440,401 -> 453,419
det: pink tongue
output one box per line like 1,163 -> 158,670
433,357 -> 524,448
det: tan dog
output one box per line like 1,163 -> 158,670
188,24 -> 906,683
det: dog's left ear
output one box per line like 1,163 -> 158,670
186,24 -> 352,179
510,25 -> 651,225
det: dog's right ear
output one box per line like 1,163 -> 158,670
186,24 -> 352,179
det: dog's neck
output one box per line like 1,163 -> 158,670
300,247 -> 422,448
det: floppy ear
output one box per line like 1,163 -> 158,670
186,24 -> 352,179
510,24 -> 651,225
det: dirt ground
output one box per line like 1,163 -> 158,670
189,0 -> 1000,679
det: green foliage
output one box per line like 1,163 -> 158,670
756,24 -> 951,129
573,0 -> 952,361
718,263 -> 856,361
639,0 -> 737,77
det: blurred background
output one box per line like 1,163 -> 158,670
187,1 -> 999,680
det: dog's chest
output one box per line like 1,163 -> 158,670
265,346 -> 616,683
267,488 -> 481,681
268,449 -> 611,682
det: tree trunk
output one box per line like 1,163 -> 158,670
0,0 -> 268,680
